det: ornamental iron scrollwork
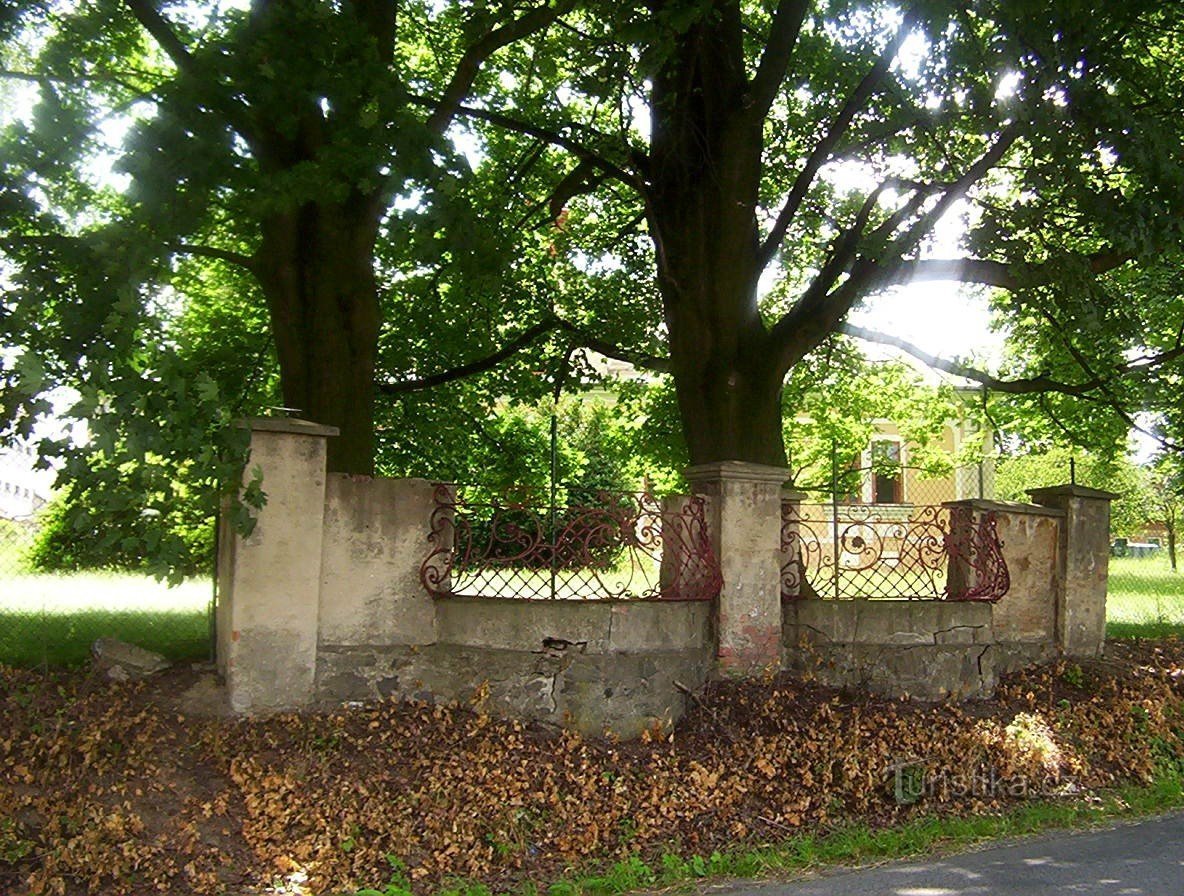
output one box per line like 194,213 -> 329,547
943,507 -> 1010,602
420,484 -> 722,601
781,500 -> 1009,602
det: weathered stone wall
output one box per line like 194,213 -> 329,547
316,598 -> 714,738
218,420 -> 1114,729
781,499 -> 1083,698
318,475 -> 437,649
951,500 -> 1064,674
783,599 -> 996,699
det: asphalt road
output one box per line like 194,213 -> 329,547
712,813 -> 1184,895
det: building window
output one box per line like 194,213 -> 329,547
871,440 -> 903,504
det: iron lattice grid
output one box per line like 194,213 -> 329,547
420,484 -> 722,601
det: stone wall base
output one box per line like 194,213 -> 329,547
316,642 -> 711,739
783,599 -> 1054,700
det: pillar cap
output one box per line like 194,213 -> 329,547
237,417 -> 340,437
685,461 -> 790,485
943,497 -> 1066,518
1026,484 -> 1120,503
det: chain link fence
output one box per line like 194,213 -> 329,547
1105,537 -> 1183,635
0,513 -> 214,669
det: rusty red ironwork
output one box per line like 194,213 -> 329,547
781,500 -> 1009,602
944,507 -> 1010,601
421,485 -> 722,601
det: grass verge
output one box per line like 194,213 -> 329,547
1106,555 -> 1184,638
356,771 -> 1184,896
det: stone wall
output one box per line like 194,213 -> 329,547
216,420 -> 713,737
778,490 -> 1121,699
955,499 -> 1064,674
783,599 -> 996,699
218,419 -> 1116,735
317,599 -> 713,737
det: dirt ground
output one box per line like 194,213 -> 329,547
2,638 -> 1183,896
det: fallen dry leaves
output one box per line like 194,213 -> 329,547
2,639 -> 1183,895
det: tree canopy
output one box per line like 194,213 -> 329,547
3,0 -> 1184,570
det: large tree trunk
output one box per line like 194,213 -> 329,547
256,200 -> 382,475
648,0 -> 788,468
238,1 -> 394,476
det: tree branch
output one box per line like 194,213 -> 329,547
880,126 -> 1020,263
839,323 -> 1103,395
122,0 -> 202,80
379,318 -> 560,394
555,319 -> 670,374
746,0 -> 811,121
0,68 -> 146,94
442,101 -> 641,189
122,0 -> 261,146
756,15 -> 915,271
167,242 -> 257,273
842,322 -> 1184,452
768,127 -> 1019,371
378,315 -> 668,394
879,250 -> 1134,291
426,0 -> 576,136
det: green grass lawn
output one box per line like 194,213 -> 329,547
1106,552 -> 1184,638
0,569 -> 212,667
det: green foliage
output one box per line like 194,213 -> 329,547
26,479 -> 212,576
995,446 -> 1149,536
590,341 -> 987,494
782,340 -> 985,490
3,0 -> 1184,578
353,856 -> 414,896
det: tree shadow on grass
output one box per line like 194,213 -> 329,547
0,608 -> 211,667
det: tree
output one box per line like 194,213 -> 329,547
475,0 -> 1184,468
1147,452 -> 1183,572
994,445 -> 1150,538
1,0 -> 578,477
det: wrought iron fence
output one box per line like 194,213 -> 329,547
420,484 -> 722,601
781,466 -> 1009,601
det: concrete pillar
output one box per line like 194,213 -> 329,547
216,418 -> 337,713
1027,484 -> 1118,658
686,461 -> 789,676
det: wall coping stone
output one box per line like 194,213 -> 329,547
685,461 -> 790,485
1027,484 -> 1121,502
780,488 -> 810,501
238,417 -> 341,437
942,498 -> 1066,518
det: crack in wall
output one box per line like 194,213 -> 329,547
544,667 -> 560,714
930,624 -> 987,644
975,644 -> 992,686
788,622 -> 833,644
